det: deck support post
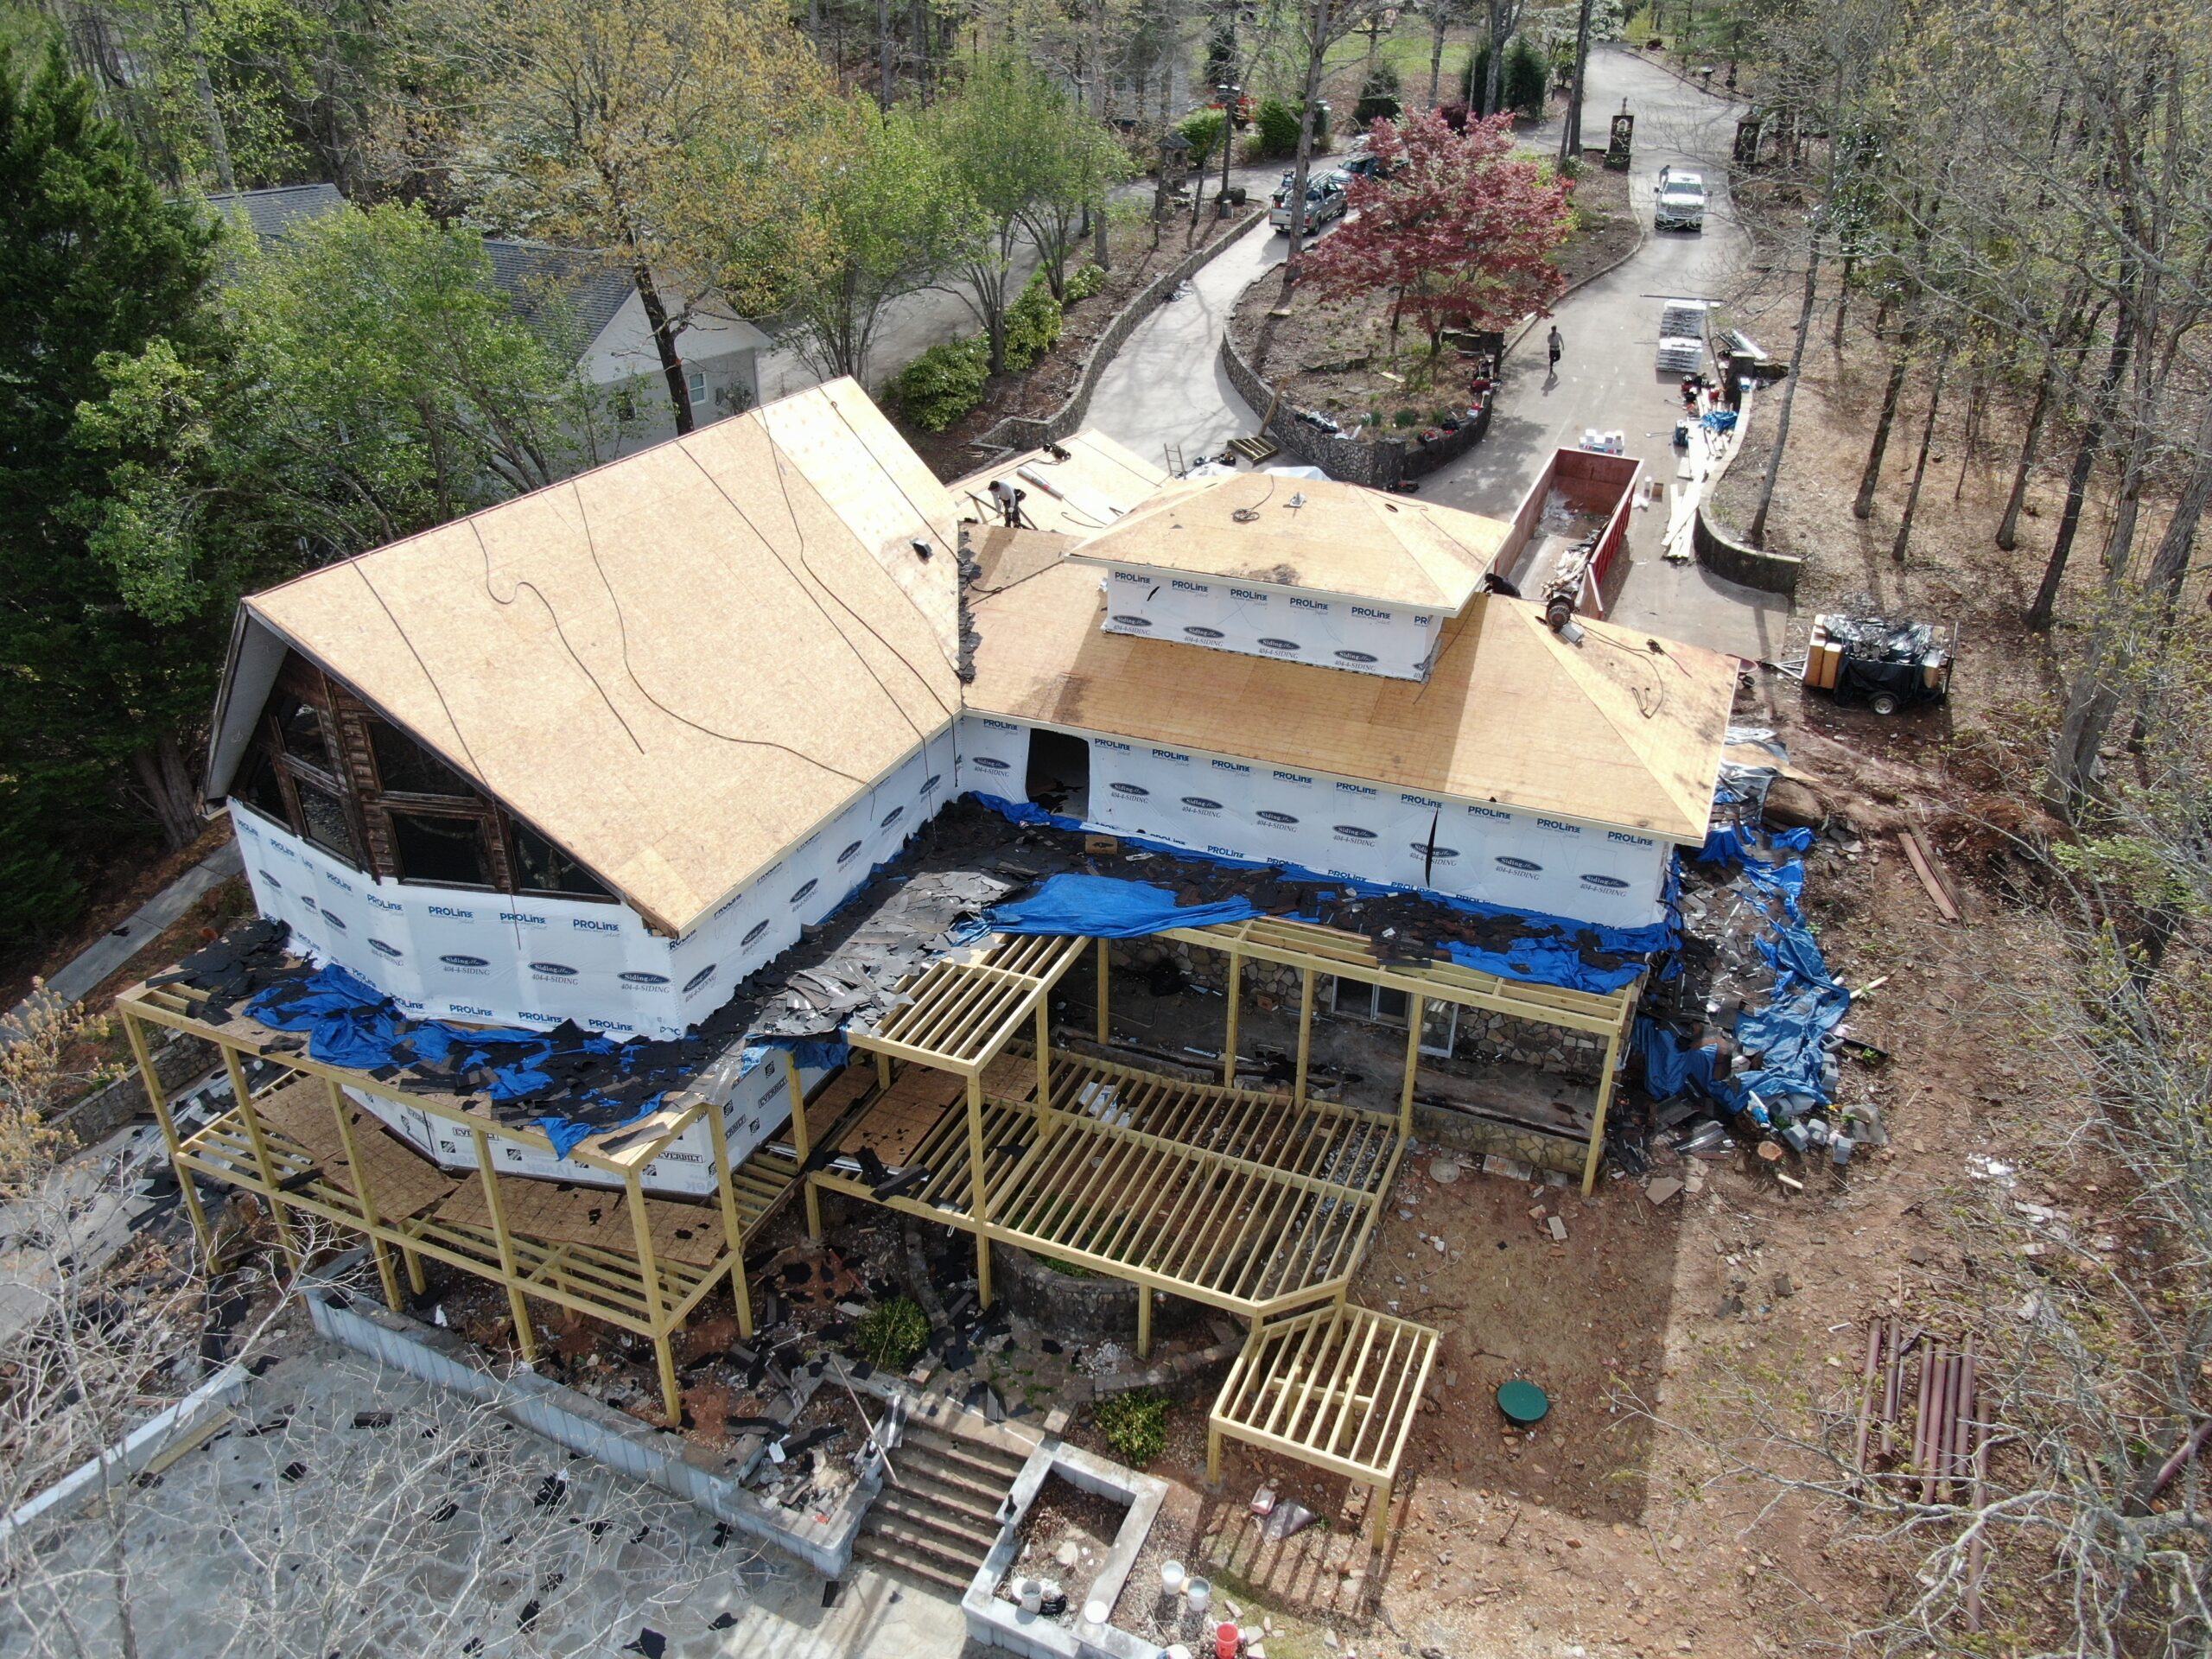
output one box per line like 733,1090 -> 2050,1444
1095,936 -> 1110,1043
625,1170 -> 681,1424
1223,947 -> 1243,1088
707,1096 -> 753,1340
786,1060 -> 822,1243
1399,994 -> 1424,1135
1294,965 -> 1316,1105
224,1046 -> 297,1268
1034,1002 -> 1056,1133
967,1072 -> 994,1308
1136,1287 -> 1153,1359
1581,1025 -> 1624,1195
326,1077 -> 402,1313
469,1128 -> 538,1365
123,1009 -> 210,1256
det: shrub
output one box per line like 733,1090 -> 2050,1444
1004,271 -> 1065,370
1460,44 -> 1491,108
1253,95 -> 1331,157
890,337 -> 988,431
1504,35 -> 1549,116
1093,1386 -> 1169,1465
1352,64 -> 1402,127
1393,406 -> 1422,427
1063,262 -> 1108,303
853,1296 -> 932,1370
1176,108 -> 1227,169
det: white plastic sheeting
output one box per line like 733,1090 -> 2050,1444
1091,563 -> 1442,682
231,726 -> 957,1041
952,713 -> 1670,930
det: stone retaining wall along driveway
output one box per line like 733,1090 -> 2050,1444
978,213 -> 1262,455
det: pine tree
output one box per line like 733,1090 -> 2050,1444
0,41 -> 219,940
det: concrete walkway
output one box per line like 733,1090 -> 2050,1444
9,833 -> 242,1024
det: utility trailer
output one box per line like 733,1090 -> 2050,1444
1804,613 -> 1956,715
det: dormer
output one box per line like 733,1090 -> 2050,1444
1063,474 -> 1510,681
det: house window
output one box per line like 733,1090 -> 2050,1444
390,810 -> 494,887
231,743 -> 291,828
369,721 -> 474,799
296,779 -> 362,866
686,368 -> 708,410
1325,976 -> 1458,1058
511,821 -> 613,899
275,700 -> 333,772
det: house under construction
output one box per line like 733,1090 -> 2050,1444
121,378 -> 1733,1541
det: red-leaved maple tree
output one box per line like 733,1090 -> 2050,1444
1300,111 -> 1573,359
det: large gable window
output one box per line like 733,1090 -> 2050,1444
229,653 -> 617,903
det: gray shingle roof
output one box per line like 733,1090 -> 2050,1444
204,182 -> 346,240
480,240 -> 635,353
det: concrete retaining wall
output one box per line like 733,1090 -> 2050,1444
977,213 -> 1262,455
1693,500 -> 1802,595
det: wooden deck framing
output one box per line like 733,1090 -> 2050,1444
1162,913 -> 1642,1194
1208,1301 -> 1441,1548
117,981 -> 825,1424
810,1052 -> 1402,1344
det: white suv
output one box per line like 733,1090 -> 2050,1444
1655,167 -> 1707,232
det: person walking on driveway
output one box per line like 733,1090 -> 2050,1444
1548,324 -> 1564,370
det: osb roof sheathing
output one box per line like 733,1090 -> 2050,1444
948,431 -> 1167,536
1063,473 -> 1508,612
964,563 -> 1734,842
246,380 -> 963,936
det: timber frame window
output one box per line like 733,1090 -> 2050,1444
229,651 -> 613,902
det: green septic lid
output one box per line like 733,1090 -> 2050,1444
1497,1379 -> 1549,1424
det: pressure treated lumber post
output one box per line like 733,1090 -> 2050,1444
467,1128 -> 538,1364
876,1051 -> 893,1090
1095,936 -> 1110,1043
1136,1287 -> 1153,1359
1399,993 -> 1424,1135
1370,1479 -> 1392,1549
706,1096 -> 753,1340
123,1009 -> 210,1255
325,1078 -> 403,1313
224,1046 -> 296,1267
967,1072 -> 994,1308
1222,946 -> 1243,1088
1033,1001 -> 1055,1132
626,1170 -> 682,1423
1580,1026 -> 1624,1195
1293,965 -> 1316,1106
785,1062 -> 822,1243
1205,1421 -> 1224,1485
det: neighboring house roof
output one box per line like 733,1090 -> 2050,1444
480,240 -> 637,353
210,379 -> 965,936
1063,474 -> 1508,612
963,559 -> 1734,842
204,182 -> 346,241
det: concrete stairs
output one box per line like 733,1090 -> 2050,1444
851,1421 -> 1027,1593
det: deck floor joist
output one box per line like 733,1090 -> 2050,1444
810,1052 -> 1402,1317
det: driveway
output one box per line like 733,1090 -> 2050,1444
1421,46 -> 1789,659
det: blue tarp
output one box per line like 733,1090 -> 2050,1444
982,862 -> 1665,995
988,874 -> 1265,938
248,965 -> 660,1157
1636,818 -> 1847,1120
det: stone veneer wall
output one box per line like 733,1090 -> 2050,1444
1110,938 -> 1604,1081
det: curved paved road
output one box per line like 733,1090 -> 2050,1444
1086,46 -> 1789,658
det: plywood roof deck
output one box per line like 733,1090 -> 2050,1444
1065,474 -> 1510,611
949,431 -> 1167,537
966,568 -> 1737,842
226,379 -> 965,936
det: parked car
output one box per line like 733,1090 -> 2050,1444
1268,172 -> 1347,232
1655,166 -> 1707,232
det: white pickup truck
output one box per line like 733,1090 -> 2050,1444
1654,166 -> 1707,232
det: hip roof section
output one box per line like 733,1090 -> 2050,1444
1064,473 -> 1509,612
963,560 -> 1733,842
239,380 -> 963,935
